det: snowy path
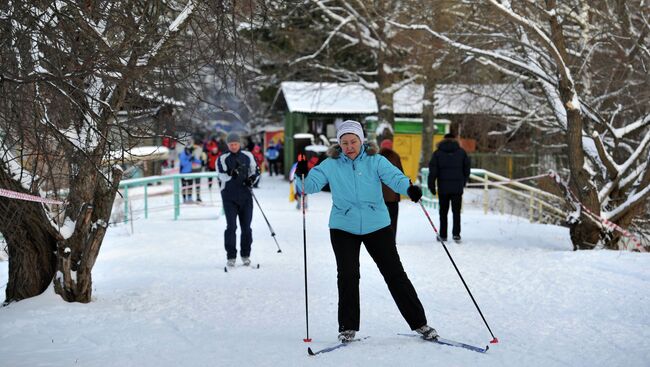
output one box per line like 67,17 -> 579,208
1,174 -> 649,366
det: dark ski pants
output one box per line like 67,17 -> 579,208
181,178 -> 193,200
330,226 -> 427,332
223,197 -> 253,260
438,193 -> 462,238
181,177 -> 201,200
385,201 -> 399,243
268,160 -> 279,176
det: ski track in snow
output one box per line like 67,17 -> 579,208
1,174 -> 649,366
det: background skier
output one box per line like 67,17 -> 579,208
427,133 -> 471,242
217,132 -> 260,267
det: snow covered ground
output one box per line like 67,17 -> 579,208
1,174 -> 649,366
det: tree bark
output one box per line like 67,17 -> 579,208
420,72 -> 436,171
547,1 -> 603,250
375,60 -> 396,129
53,165 -> 122,303
0,170 -> 58,303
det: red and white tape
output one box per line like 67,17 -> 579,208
547,171 -> 645,252
467,171 -> 645,251
0,188 -> 63,205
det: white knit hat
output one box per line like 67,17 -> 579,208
336,120 -> 365,144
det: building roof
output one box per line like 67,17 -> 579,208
275,81 -> 531,116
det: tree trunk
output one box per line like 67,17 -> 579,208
420,74 -> 436,171
2,210 -> 58,304
53,164 -> 122,303
376,61 -> 396,130
0,169 -> 59,303
547,1 -> 602,250
563,93 -> 601,250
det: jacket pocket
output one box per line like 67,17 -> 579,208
333,203 -> 351,216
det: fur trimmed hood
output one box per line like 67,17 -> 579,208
327,142 -> 379,159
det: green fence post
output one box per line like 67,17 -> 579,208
123,185 -> 129,223
144,184 -> 148,219
173,176 -> 180,220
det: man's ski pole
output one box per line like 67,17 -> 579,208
250,189 -> 282,253
418,201 -> 499,344
300,154 -> 311,342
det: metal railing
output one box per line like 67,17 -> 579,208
117,172 -> 221,222
468,169 -> 566,223
420,167 -> 567,224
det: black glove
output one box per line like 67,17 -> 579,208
431,188 -> 437,196
295,159 -> 308,177
244,176 -> 256,187
407,185 -> 422,202
227,168 -> 239,178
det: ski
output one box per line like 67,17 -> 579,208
398,333 -> 489,353
307,336 -> 369,356
224,263 -> 260,272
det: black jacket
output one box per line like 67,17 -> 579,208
427,138 -> 471,195
217,150 -> 260,201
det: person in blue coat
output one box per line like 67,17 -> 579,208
295,120 -> 438,343
217,132 -> 260,267
178,145 -> 202,202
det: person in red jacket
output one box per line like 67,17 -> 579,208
206,140 -> 221,189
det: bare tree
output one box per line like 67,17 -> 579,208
0,0 -> 258,303
395,0 -> 650,250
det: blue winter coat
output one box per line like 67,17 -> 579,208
179,148 -> 201,174
303,143 -> 411,235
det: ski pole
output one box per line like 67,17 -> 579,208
250,189 -> 282,253
300,155 -> 311,343
418,200 -> 499,344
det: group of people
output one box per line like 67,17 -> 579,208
295,119 -> 470,343
174,132 -> 264,268
176,120 -> 470,343
176,137 -> 226,203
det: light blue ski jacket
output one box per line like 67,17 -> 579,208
303,143 -> 411,235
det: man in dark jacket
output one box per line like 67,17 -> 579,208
379,139 -> 404,243
217,132 -> 260,267
427,133 -> 471,242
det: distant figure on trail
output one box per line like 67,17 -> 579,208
251,145 -> 264,187
378,139 -> 403,243
290,153 -> 318,210
427,133 -> 471,243
178,145 -> 201,203
162,136 -> 177,168
217,132 -> 260,268
295,119 -> 439,343
205,139 -> 221,190
265,143 -> 281,176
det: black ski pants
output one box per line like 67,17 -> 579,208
438,193 -> 462,238
330,226 -> 427,332
223,197 -> 253,260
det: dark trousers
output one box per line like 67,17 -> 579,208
223,197 -> 253,259
268,160 -> 279,176
181,177 -> 201,200
207,167 -> 216,189
181,178 -> 193,200
330,226 -> 427,331
438,193 -> 462,238
385,201 -> 399,242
